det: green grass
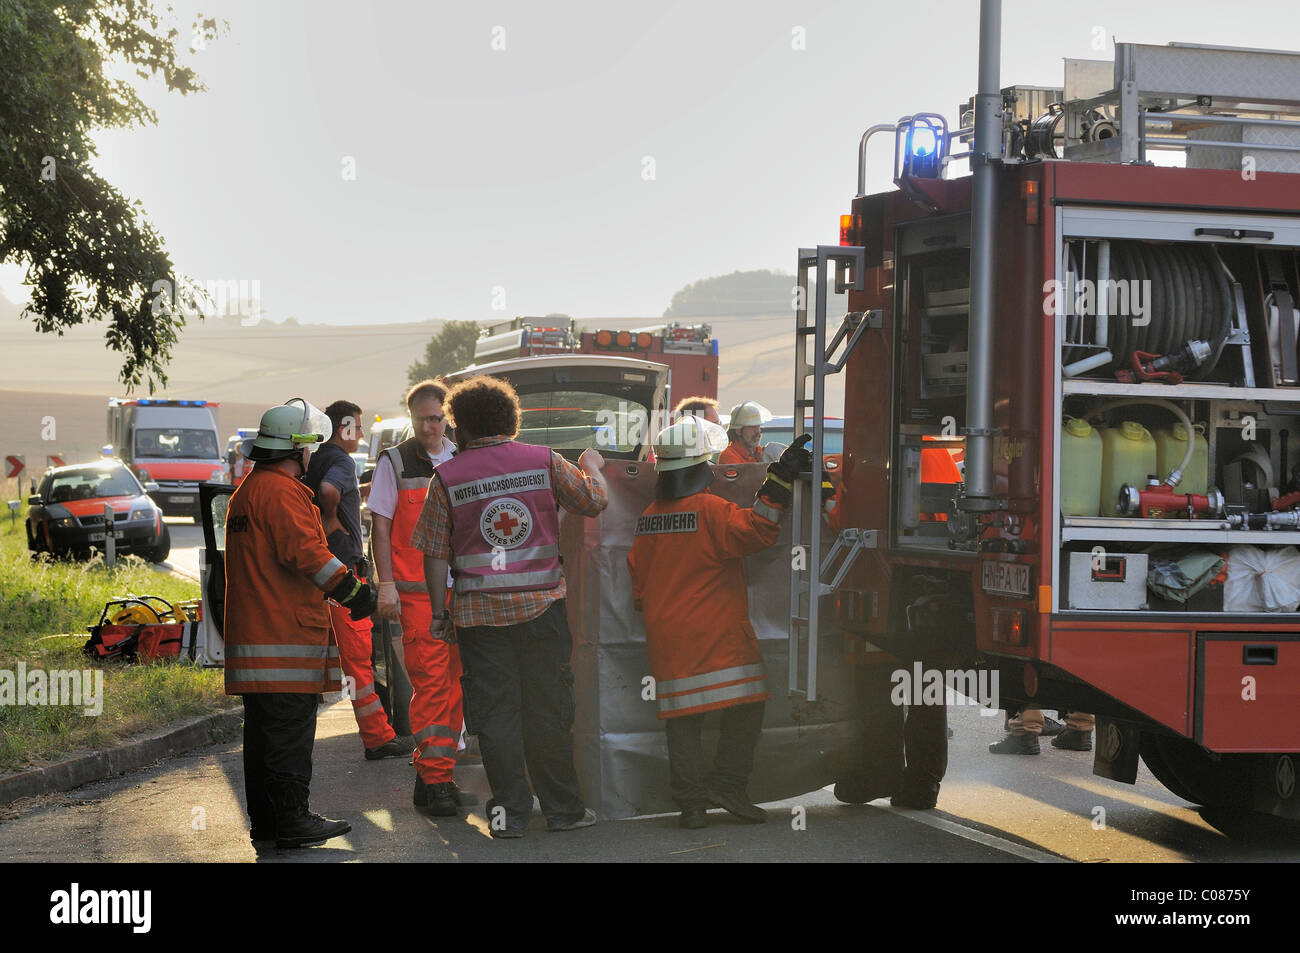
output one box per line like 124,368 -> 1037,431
0,505 -> 235,773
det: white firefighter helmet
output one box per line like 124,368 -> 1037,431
249,398 -> 333,461
730,401 -> 767,429
653,416 -> 729,471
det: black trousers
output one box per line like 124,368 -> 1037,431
853,664 -> 948,795
456,600 -> 585,831
242,692 -> 318,830
664,700 -> 766,810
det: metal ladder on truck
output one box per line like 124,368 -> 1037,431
788,245 -> 880,701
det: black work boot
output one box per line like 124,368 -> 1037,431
832,773 -> 897,805
679,807 -> 709,829
249,816 -> 277,847
249,803 -> 277,847
365,734 -> 415,761
709,787 -> 767,824
414,777 -> 459,816
988,733 -> 1040,755
1051,728 -> 1093,751
890,785 -> 939,810
270,783 -> 351,849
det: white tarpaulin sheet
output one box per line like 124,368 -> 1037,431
561,462 -> 862,818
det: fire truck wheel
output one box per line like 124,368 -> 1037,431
1140,735 -> 1253,810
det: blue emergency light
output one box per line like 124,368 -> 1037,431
897,114 -> 949,180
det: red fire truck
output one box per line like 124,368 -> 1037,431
792,20 -> 1300,823
473,316 -> 718,404
579,323 -> 717,402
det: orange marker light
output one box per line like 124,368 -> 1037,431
839,214 -> 853,246
636,332 -> 652,349
1021,179 -> 1040,225
616,330 -> 632,347
596,330 -> 613,347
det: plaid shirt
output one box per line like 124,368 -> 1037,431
409,436 -> 608,627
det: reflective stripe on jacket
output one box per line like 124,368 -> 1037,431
435,441 -> 563,594
384,438 -> 436,600
224,465 -> 349,694
626,491 -> 781,718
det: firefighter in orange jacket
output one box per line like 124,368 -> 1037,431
718,401 -> 766,465
226,398 -> 376,850
627,417 -> 811,829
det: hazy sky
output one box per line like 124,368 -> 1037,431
4,0 -> 1300,326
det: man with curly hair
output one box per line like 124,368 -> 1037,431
410,375 -> 608,838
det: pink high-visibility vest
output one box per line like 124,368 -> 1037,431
436,441 -> 563,594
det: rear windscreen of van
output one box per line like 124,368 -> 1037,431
134,429 -> 220,459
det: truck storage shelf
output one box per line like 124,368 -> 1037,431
1062,516 -> 1300,544
1061,378 -> 1300,402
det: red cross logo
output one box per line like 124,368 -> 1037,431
492,510 -> 520,537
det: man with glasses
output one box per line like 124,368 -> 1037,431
371,379 -> 474,816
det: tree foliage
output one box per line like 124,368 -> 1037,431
0,1 -> 221,391
408,320 -> 481,385
663,269 -> 796,318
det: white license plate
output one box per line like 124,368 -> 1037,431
168,496 -> 189,504
88,531 -> 126,542
982,560 -> 1030,598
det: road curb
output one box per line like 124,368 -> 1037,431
0,706 -> 243,807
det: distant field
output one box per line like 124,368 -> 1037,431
0,311 -> 843,478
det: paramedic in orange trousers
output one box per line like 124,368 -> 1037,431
371,379 -> 474,816
225,399 -> 376,850
411,374 -> 608,838
304,399 -> 413,760
627,418 -> 811,829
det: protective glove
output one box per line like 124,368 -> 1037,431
376,581 -> 401,621
328,572 -> 377,620
770,433 -> 813,482
760,434 -> 813,506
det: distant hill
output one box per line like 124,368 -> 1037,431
665,270 -> 793,317
0,311 -> 839,477
664,269 -> 849,320
0,273 -> 852,477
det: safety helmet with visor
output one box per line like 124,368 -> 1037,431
248,398 -> 333,462
653,417 -> 729,472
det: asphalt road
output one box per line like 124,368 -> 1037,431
116,517 -> 1300,863
2,694 -> 1297,864
154,516 -> 204,581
